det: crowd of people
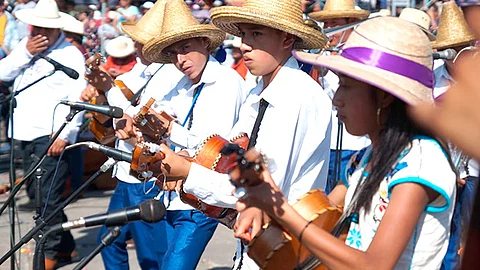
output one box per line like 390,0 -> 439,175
0,0 -> 478,269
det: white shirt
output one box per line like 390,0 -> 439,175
154,56 -> 247,210
182,57 -> 332,269
0,35 -> 86,143
319,70 -> 371,151
106,61 -> 183,184
344,138 -> 456,270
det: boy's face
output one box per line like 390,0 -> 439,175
237,23 -> 292,77
164,37 -> 210,84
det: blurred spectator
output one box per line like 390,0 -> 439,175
140,1 -> 153,16
97,10 -> 120,41
0,0 -> 18,58
223,36 -> 247,79
11,0 -> 35,39
116,0 -> 139,30
103,35 -> 136,78
63,14 -> 88,59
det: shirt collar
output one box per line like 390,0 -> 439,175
45,32 -> 67,54
436,62 -> 455,83
176,55 -> 219,92
251,56 -> 299,107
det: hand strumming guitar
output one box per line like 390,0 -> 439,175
133,108 -> 174,143
80,84 -> 100,102
114,114 -> 139,140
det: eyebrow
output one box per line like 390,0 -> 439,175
237,25 -> 266,31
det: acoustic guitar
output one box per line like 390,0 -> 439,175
224,146 -> 345,270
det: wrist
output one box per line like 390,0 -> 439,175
161,120 -> 173,138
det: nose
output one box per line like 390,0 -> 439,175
240,40 -> 252,54
332,91 -> 344,109
176,54 -> 186,65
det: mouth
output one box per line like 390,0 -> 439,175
243,57 -> 253,65
337,114 -> 346,122
183,66 -> 192,74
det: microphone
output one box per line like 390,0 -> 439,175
60,101 -> 124,118
86,141 -> 132,163
38,54 -> 80,80
433,49 -> 457,60
51,199 -> 166,232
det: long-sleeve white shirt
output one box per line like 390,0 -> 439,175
0,35 -> 86,143
154,56 -> 247,210
105,60 -> 184,184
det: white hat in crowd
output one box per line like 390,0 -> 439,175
105,36 -> 136,58
15,0 -> 68,29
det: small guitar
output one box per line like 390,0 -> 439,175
133,98 -> 176,143
223,147 -> 345,270
130,133 -> 249,229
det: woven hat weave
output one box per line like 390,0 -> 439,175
121,0 -> 167,45
431,2 -> 476,50
15,0 -> 68,29
308,0 -> 370,21
294,17 -> 434,106
142,0 -> 226,63
209,0 -> 328,50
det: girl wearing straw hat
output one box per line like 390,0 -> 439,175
308,0 -> 371,194
144,0 -> 332,268
83,1 -> 186,269
137,0 -> 247,268
227,16 -> 456,270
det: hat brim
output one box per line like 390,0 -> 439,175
431,35 -> 476,50
15,9 -> 69,29
121,22 -> 151,45
143,25 -> 226,63
106,42 -> 136,58
421,28 -> 436,41
292,51 -> 433,105
309,10 -> 370,21
210,6 -> 328,50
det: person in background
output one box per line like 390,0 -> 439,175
11,0 -> 35,40
97,10 -> 120,42
0,0 -> 85,268
62,14 -> 88,58
0,0 -> 18,58
103,35 -> 137,78
140,1 -> 154,16
308,0 -> 371,193
116,0 -> 139,30
223,36 -> 258,90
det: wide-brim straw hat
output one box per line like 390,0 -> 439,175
106,36 -> 136,58
209,0 -> 328,50
15,0 -> 69,29
431,2 -> 476,50
308,0 -> 370,21
142,0 -> 225,63
121,0 -> 167,44
293,17 -> 434,106
399,8 -> 435,41
62,14 -> 87,36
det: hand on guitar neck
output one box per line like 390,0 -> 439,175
132,98 -> 176,143
84,53 -> 115,93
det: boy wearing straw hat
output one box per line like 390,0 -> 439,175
430,2 -> 478,269
307,0 -> 371,193
0,0 -> 85,268
137,0 -> 247,268
143,0 -> 332,268
83,1 -> 186,269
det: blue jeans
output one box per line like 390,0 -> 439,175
162,209 -> 218,270
442,176 -> 479,270
327,149 -> 357,193
99,181 -> 167,270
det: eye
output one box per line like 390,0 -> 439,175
252,31 -> 262,37
239,31 -> 245,38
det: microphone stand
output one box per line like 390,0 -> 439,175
72,226 -> 122,270
0,158 -> 117,266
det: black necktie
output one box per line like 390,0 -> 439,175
247,98 -> 269,149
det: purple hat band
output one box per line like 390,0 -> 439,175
341,47 -> 433,88
456,0 -> 480,6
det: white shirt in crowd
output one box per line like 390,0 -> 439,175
433,60 -> 479,177
344,138 -> 456,269
0,34 -> 85,143
105,59 -> 183,184
181,57 -> 332,269
153,55 -> 247,210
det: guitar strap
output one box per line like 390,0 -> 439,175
129,64 -> 165,106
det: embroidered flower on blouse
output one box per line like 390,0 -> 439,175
347,228 -> 362,249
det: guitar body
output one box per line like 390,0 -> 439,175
180,133 -> 249,228
248,189 -> 344,270
89,94 -> 117,144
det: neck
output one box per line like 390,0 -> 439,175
262,54 -> 290,90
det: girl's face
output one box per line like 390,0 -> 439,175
332,75 -> 381,137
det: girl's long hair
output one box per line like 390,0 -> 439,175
352,95 -> 454,214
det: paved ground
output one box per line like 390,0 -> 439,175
0,147 -> 237,270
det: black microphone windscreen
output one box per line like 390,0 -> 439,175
140,199 -> 166,223
110,107 -> 124,118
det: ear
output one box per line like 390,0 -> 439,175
375,89 -> 396,109
282,32 -> 296,50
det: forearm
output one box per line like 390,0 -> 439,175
0,40 -> 32,80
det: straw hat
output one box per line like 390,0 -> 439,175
308,0 -> 370,21
62,14 -> 87,36
106,36 -> 136,58
15,0 -> 68,29
209,0 -> 327,50
293,17 -> 434,105
431,2 -> 476,50
399,8 -> 435,41
142,0 -> 226,63
121,0 -> 168,44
